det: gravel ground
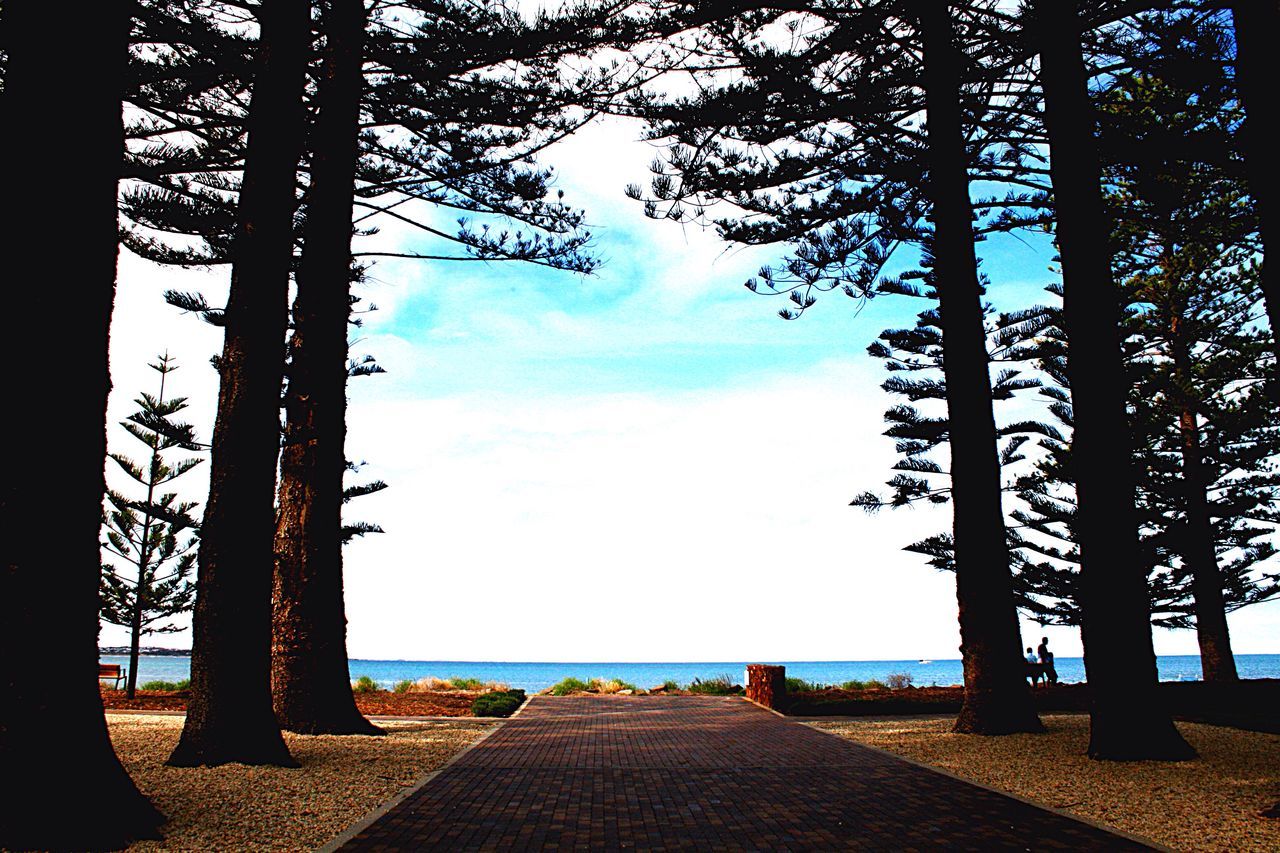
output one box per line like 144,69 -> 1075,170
107,713 -> 497,851
811,714 -> 1280,852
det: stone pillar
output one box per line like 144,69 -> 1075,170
746,664 -> 786,709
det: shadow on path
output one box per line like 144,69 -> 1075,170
331,695 -> 1157,851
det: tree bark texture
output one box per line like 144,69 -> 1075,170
1032,0 -> 1194,760
169,0 -> 311,768
918,3 -> 1043,735
272,0 -> 381,736
1231,1 -> 1280,368
0,1 -> 166,846
1169,319 -> 1238,682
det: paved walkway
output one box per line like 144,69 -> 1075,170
336,695 -> 1154,851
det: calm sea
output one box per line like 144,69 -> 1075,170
100,653 -> 1280,692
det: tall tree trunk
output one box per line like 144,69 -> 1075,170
0,1 -> 166,847
169,0 -> 311,768
1031,0 -> 1194,760
918,3 -> 1043,735
272,0 -> 380,736
1230,1 -> 1280,365
1168,318 -> 1238,682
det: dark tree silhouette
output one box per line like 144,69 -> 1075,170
1029,0 -> 1193,760
270,0 -> 380,736
100,353 -> 201,699
168,0 -> 312,768
1229,0 -> 1280,366
628,0 -> 1042,734
0,1 -> 166,847
917,2 -> 1041,734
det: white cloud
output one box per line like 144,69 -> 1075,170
96,118 -> 1280,667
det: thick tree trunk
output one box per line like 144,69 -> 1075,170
1169,323 -> 1238,682
1032,0 -> 1194,761
169,0 -> 311,768
272,0 -> 381,736
918,4 -> 1043,735
0,2 -> 166,847
1231,1 -> 1280,364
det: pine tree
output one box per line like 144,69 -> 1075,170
100,353 -> 202,699
0,1 -> 165,847
127,0 -> 615,740
1029,0 -> 1193,759
168,0 -> 312,769
1228,0 -> 1280,368
627,0 -> 1043,733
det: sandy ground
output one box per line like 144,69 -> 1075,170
107,713 -> 497,851
102,689 -> 478,716
811,714 -> 1280,852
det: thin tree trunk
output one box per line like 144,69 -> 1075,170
272,0 -> 380,736
169,0 -> 311,768
129,602 -> 144,698
1031,0 -> 1194,760
1169,319 -> 1239,682
0,1 -> 166,847
129,365 -> 167,700
1230,1 -> 1280,364
918,3 -> 1043,735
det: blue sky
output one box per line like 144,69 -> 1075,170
100,116 -> 1280,663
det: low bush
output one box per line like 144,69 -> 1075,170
660,679 -> 681,692
785,677 -> 829,693
140,678 -> 190,692
448,676 -> 484,691
591,678 -> 637,694
549,677 -> 591,696
472,689 -> 526,717
688,674 -> 741,695
393,679 -> 415,694
839,680 -> 868,691
884,672 -> 914,689
548,676 -> 641,695
865,679 -> 887,690
352,675 -> 380,694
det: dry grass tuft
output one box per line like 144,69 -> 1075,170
592,678 -> 633,694
410,676 -> 508,693
811,714 -> 1280,852
108,713 -> 495,850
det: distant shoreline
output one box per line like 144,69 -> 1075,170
99,647 -> 191,657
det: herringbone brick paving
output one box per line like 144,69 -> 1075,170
338,695 -> 1154,850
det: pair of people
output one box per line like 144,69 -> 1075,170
1024,637 -> 1058,686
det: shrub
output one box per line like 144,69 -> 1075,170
549,677 -> 591,696
865,679 -> 887,690
352,675 -> 379,694
785,677 -> 829,693
472,689 -> 526,717
884,672 -> 914,690
140,678 -> 190,692
661,679 -> 681,692
590,678 -> 637,694
448,676 -> 484,690
393,679 -> 414,694
688,674 -> 741,695
839,680 -> 868,691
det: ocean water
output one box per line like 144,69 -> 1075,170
101,653 -> 1280,692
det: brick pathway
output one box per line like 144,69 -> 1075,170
336,695 -> 1154,851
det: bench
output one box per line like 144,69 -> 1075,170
1024,661 -> 1057,687
99,663 -> 126,690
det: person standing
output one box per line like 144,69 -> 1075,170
1037,637 -> 1058,685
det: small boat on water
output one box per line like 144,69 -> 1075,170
917,659 -> 932,664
